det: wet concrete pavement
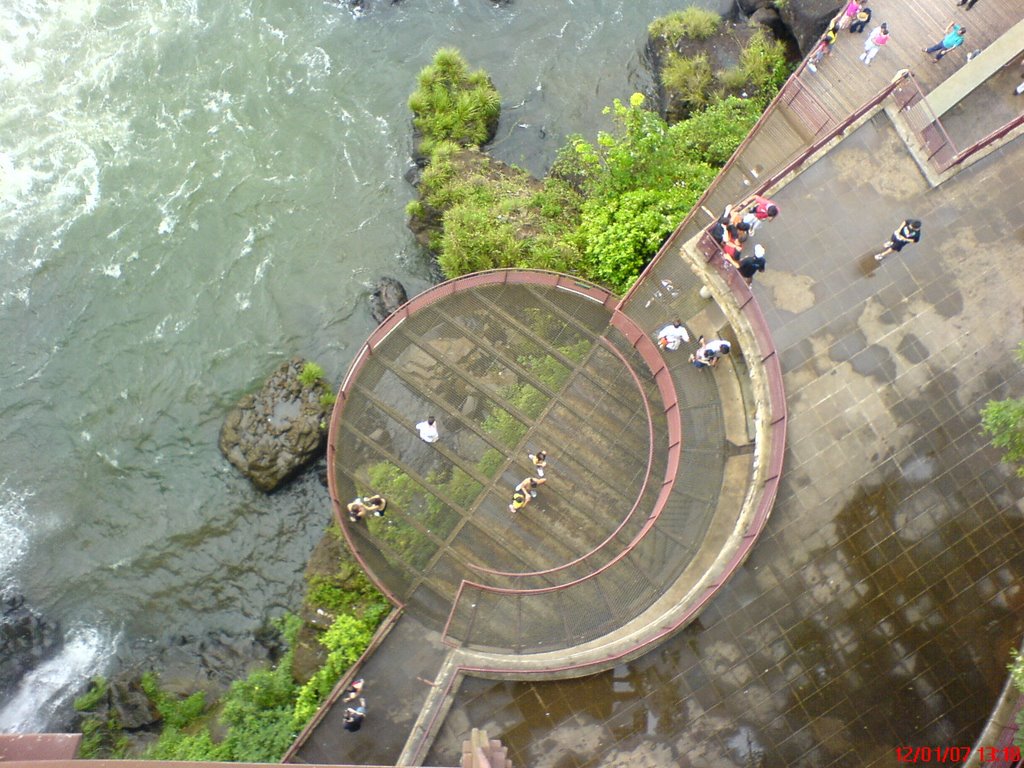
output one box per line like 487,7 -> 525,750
292,615 -> 448,766
423,112 -> 1024,765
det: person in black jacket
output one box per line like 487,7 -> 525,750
738,244 -> 767,286
874,219 -> 922,261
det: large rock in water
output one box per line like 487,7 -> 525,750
219,358 -> 332,492
369,277 -> 408,324
0,594 -> 62,693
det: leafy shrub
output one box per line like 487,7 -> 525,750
140,672 -> 206,729
367,461 -> 417,510
319,391 -> 337,408
662,53 -> 714,110
477,448 -> 505,477
718,66 -> 749,94
74,677 -> 108,712
668,96 -> 763,166
981,343 -> 1024,477
649,8 -> 721,45
739,29 -> 790,96
409,48 -> 501,158
482,406 -> 528,447
299,362 -> 325,387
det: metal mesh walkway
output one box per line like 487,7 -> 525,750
327,271 -> 728,653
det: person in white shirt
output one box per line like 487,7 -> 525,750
656,319 -> 690,351
416,416 -> 439,443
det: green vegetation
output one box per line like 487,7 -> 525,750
299,361 -> 325,387
661,53 -> 714,110
76,604 -> 388,762
1009,649 -> 1024,747
981,343 -> 1024,478
659,28 -> 790,111
74,677 -> 129,759
408,48 -> 501,158
738,30 -> 790,96
410,39 -> 786,293
319,391 -> 337,408
649,8 -> 721,44
669,96 -> 765,166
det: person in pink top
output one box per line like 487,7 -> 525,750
859,22 -> 889,65
838,0 -> 861,29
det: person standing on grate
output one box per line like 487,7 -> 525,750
528,450 -> 548,477
416,416 -> 439,443
656,319 -> 690,351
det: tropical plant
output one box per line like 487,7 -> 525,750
299,362 -> 325,387
981,343 -> 1024,477
409,48 -> 501,158
661,53 -> 714,110
739,29 -> 790,95
649,8 -> 721,45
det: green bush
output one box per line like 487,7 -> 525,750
662,53 -> 714,110
409,48 -> 501,158
477,448 -> 506,477
981,343 -> 1024,477
739,29 -> 790,96
299,362 -> 325,387
319,391 -> 337,408
141,614 -> 302,764
74,676 -> 108,712
668,96 -> 763,166
718,66 -> 749,94
140,672 -> 206,730
649,8 -> 721,45
482,406 -> 528,447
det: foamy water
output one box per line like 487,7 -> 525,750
0,0 -> 703,731
0,626 -> 116,733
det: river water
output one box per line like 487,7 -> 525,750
0,0 -> 734,733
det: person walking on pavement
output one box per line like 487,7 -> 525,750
343,699 -> 366,732
956,0 -> 978,11
806,25 -> 838,73
924,21 -> 965,61
859,23 -> 889,65
874,219 -> 922,261
738,244 -> 767,287
741,194 -> 780,234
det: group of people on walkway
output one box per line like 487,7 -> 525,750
509,450 -> 548,513
805,1 -> 973,71
342,678 -> 366,732
711,193 -> 776,286
656,318 -> 732,370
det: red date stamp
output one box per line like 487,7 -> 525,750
895,746 -> 1022,763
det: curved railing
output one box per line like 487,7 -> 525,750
325,269 -> 671,612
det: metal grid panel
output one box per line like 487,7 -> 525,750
331,273 -> 737,654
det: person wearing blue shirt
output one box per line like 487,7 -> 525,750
924,22 -> 965,61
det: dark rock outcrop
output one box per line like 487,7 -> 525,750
0,594 -> 62,693
773,0 -> 840,55
369,277 -> 408,324
219,358 -> 333,492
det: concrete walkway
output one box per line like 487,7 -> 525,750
426,106 -> 1024,767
